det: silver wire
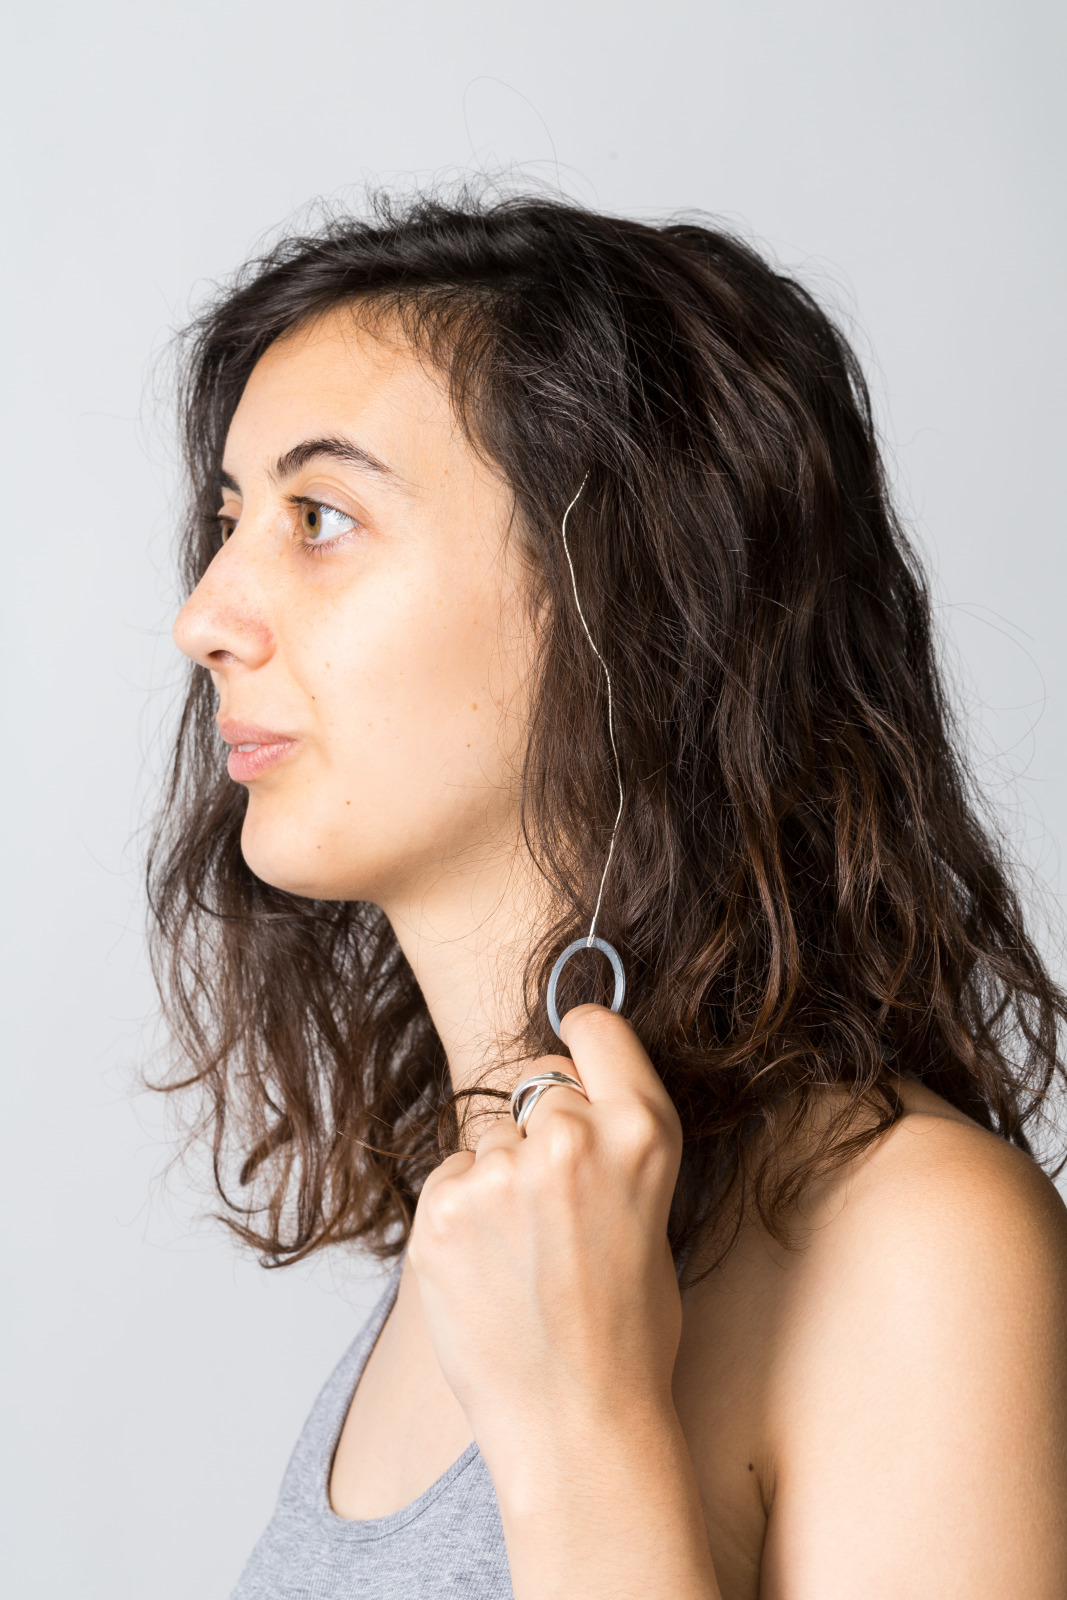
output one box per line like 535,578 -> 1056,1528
558,478 -> 624,945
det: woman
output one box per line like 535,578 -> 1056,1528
151,193 -> 1067,1598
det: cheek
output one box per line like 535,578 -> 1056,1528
328,594 -> 513,785
242,574 -> 531,899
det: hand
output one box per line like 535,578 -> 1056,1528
407,1003 -> 684,1493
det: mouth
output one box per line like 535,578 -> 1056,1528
217,719 -> 299,783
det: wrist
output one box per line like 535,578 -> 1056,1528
482,1393 -> 682,1516
480,1402 -> 720,1600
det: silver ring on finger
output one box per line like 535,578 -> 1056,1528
509,1070 -> 588,1135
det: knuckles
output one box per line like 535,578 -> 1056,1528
539,1106 -> 597,1169
528,1096 -> 679,1200
415,1182 -> 467,1244
472,1146 -> 517,1201
612,1098 -> 682,1171
414,1147 -> 518,1246
411,1069 -> 682,1267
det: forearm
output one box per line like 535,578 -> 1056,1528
484,1402 -> 722,1600
408,1008 -> 711,1594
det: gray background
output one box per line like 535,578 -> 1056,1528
2,1 -> 1064,1594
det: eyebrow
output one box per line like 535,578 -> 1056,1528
217,435 -> 400,495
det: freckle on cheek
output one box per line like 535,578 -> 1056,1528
471,702 -> 478,711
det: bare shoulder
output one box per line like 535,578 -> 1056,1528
793,1086 -> 1067,1328
763,1084 -> 1067,1416
675,1090 -> 1067,1599
759,1092 -> 1067,1598
681,1086 -> 1067,1363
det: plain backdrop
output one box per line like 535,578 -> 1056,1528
2,1 -> 1065,1594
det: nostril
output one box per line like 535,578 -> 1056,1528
173,591 -> 275,671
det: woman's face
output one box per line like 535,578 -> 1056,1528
173,308 -> 534,909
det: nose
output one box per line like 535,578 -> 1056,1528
172,537 -> 276,675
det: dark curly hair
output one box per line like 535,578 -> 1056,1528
148,190 -> 1067,1271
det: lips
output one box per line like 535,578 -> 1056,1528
217,719 -> 299,783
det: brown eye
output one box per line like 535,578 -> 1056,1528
218,516 -> 236,545
300,501 -> 357,544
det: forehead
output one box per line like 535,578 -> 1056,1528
224,305 -> 462,479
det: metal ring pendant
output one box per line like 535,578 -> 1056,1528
546,936 -> 627,1040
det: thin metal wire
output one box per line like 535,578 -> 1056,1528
558,478 -> 624,945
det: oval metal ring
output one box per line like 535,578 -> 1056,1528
546,936 -> 627,1040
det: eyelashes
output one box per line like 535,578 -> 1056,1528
215,498 -> 363,552
298,500 -> 359,547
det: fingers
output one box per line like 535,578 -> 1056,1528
438,1009 -> 676,1169
474,1113 -> 523,1159
558,1004 -> 673,1118
475,1064 -> 587,1152
419,1148 -> 475,1197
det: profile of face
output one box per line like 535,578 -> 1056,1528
173,310 -> 535,912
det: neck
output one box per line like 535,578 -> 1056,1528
381,843 -> 546,1103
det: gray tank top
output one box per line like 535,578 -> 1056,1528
231,1269 -> 513,1599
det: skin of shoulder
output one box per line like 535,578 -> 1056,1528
675,1091 -> 1067,1600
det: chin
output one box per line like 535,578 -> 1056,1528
239,808 -> 354,902
239,796 -> 390,908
